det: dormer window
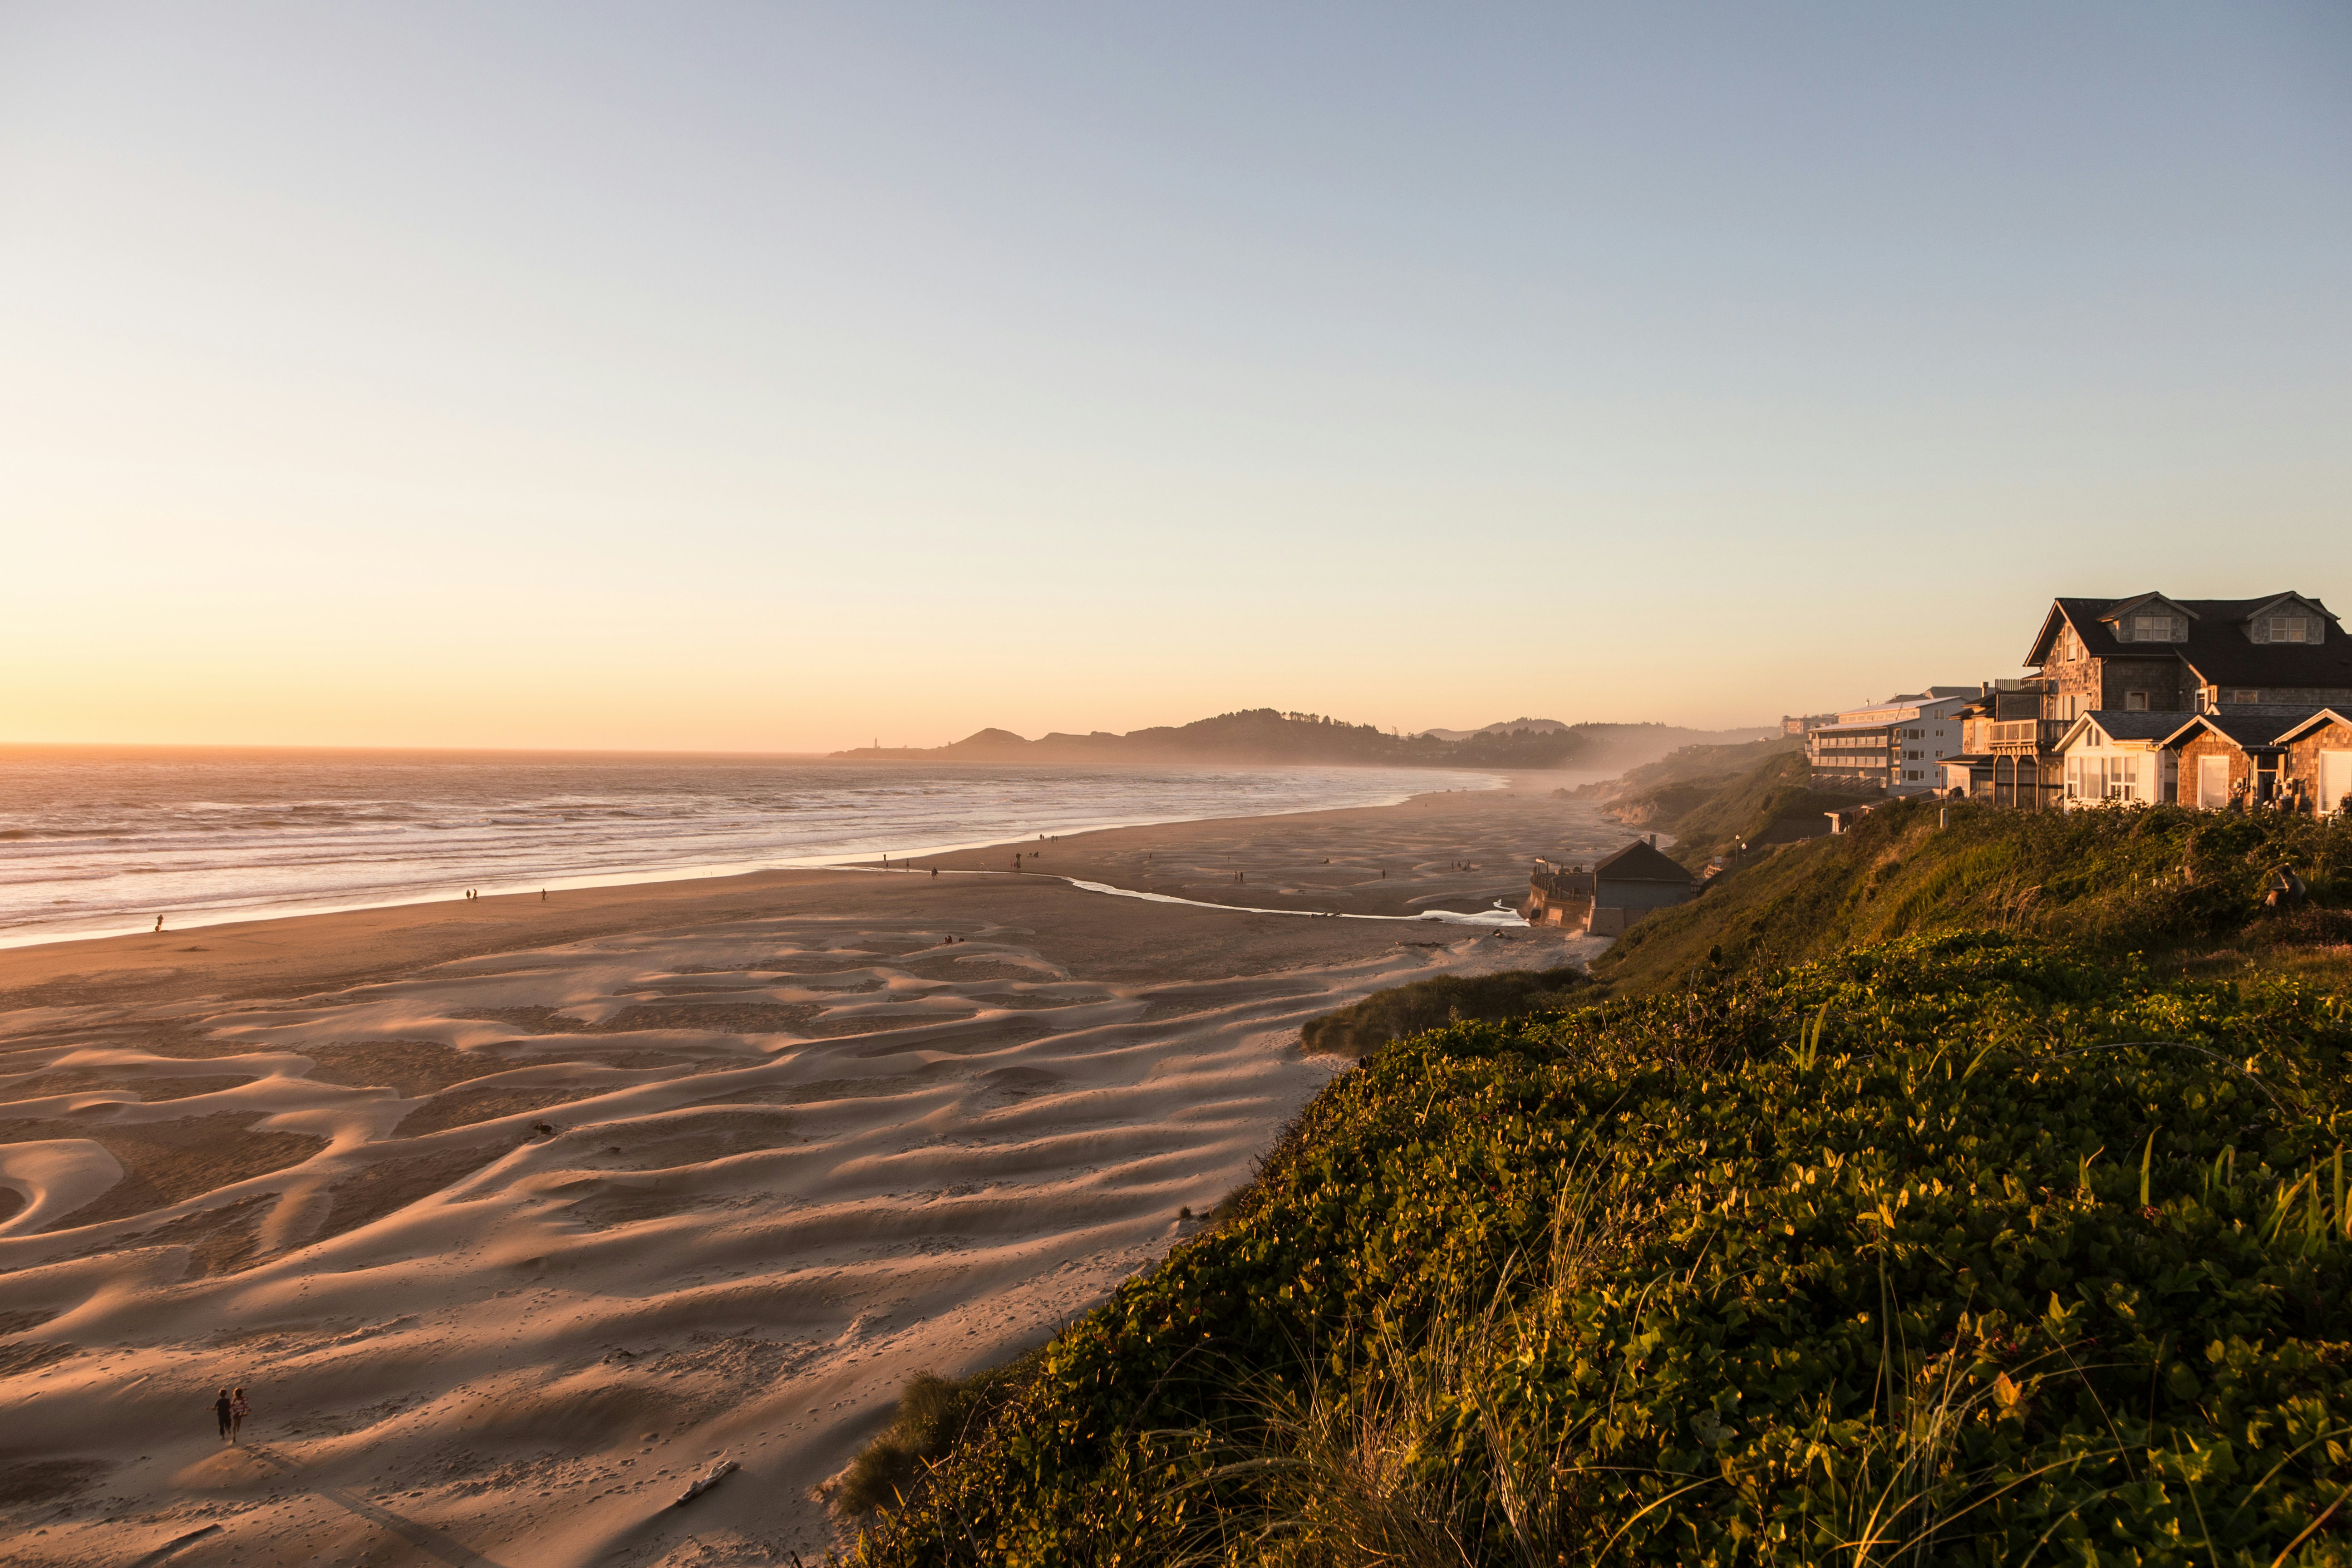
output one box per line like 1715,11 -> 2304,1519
2260,614 -> 2315,644
2124,613 -> 2180,643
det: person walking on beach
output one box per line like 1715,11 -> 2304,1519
214,1387 -> 234,1443
230,1387 -> 250,1443
154,916 -> 164,933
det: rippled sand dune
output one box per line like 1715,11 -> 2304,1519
0,780 -> 1624,1565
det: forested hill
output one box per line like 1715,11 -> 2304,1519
832,708 -> 1767,771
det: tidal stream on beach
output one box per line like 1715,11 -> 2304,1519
0,752 -> 1503,947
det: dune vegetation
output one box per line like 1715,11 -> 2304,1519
1298,969 -> 1594,1059
1599,799 -> 2352,997
840,808 -> 2352,1567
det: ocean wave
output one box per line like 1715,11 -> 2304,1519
0,759 -> 1501,945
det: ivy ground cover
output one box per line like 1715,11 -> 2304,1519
851,933 -> 2352,1567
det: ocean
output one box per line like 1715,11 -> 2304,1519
0,749 -> 1502,948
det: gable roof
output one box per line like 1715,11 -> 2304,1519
1593,840 -> 1693,885
2027,595 -> 2352,689
2243,592 -> 2328,624
2157,711 -> 2319,752
2103,591 -> 2200,625
2056,711 -> 2188,751
2273,708 -> 2352,746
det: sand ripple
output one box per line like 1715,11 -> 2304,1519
0,883 -> 1597,1564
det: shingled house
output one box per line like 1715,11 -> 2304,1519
1953,593 -> 2352,810
2027,592 -> 2352,718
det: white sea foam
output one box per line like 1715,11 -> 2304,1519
0,754 -> 1501,947
1060,877 -> 1527,926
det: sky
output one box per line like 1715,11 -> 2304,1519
2,3 -> 2347,752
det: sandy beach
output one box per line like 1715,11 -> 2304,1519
0,776 -> 1634,1566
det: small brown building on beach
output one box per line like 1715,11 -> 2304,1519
1526,840 -> 1696,936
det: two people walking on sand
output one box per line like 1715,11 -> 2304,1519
213,1386 -> 250,1444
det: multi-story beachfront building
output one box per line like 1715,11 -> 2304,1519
1806,689 -> 1975,796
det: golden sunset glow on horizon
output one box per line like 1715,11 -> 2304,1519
3,5 -> 2347,752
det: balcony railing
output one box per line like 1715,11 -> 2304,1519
1988,720 -> 2066,749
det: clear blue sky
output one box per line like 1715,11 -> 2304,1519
3,3 -> 2346,750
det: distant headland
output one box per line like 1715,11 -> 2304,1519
830,708 -> 1769,772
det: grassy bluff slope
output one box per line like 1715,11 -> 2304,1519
844,807 -> 2352,1567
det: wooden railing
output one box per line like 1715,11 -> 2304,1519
1988,720 -> 2065,749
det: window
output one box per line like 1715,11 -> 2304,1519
2125,691 -> 2148,711
2067,754 -> 2144,802
2263,614 -> 2314,644
2227,689 -> 2260,705
2127,613 -> 2178,642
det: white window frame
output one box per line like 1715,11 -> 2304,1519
2321,750 -> 2352,814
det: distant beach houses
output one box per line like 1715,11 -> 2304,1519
1537,589 -> 2352,939
1800,591 -> 2352,816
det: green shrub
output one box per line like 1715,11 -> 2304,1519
847,933 -> 2352,1566
1299,968 -> 1592,1057
836,1353 -> 1047,1516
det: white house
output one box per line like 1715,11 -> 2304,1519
1807,688 -> 1977,796
2053,712 -> 2179,807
